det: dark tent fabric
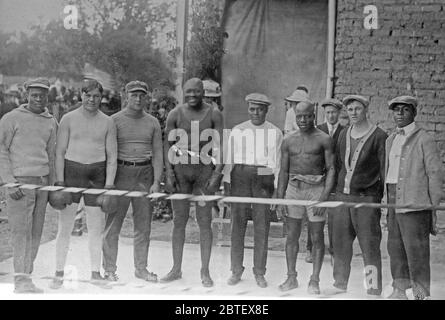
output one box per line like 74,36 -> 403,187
221,0 -> 328,129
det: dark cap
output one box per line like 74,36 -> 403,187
342,95 -> 369,108
24,78 -> 50,91
388,95 -> 418,110
125,81 -> 148,94
245,93 -> 271,106
321,98 -> 343,110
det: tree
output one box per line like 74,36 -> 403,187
185,0 -> 226,81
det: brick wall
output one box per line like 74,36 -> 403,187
334,0 -> 445,163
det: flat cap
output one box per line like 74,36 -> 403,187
342,95 -> 369,108
320,98 -> 343,110
388,95 -> 418,110
245,93 -> 271,106
203,79 -> 221,97
24,78 -> 50,90
125,80 -> 148,94
285,89 -> 309,103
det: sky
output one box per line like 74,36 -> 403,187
0,0 -> 176,50
0,0 -> 65,33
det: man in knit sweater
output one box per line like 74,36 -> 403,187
0,78 -> 57,293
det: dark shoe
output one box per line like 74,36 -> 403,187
15,281 -> 44,294
160,270 -> 182,283
255,274 -> 267,288
279,275 -> 298,292
135,269 -> 158,283
201,270 -> 214,288
104,271 -> 119,282
305,250 -> 313,263
308,279 -> 321,295
387,287 -> 408,300
227,268 -> 244,286
49,276 -> 64,290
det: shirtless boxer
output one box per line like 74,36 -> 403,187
161,78 -> 224,287
277,101 -> 335,294
50,79 -> 117,288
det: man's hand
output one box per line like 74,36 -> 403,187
149,181 -> 161,194
431,211 -> 438,236
164,170 -> 177,194
314,194 -> 328,216
9,187 -> 24,200
205,171 -> 223,194
276,205 -> 288,220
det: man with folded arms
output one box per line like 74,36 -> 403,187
224,93 -> 283,288
50,79 -> 117,289
0,78 -> 56,293
102,81 -> 163,282
276,101 -> 335,294
385,96 -> 443,300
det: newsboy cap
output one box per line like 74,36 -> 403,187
285,89 -> 309,103
125,81 -> 148,94
342,95 -> 369,108
388,95 -> 418,110
24,78 -> 50,91
320,98 -> 343,110
245,93 -> 271,106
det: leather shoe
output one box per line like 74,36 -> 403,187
255,274 -> 267,288
279,275 -> 298,292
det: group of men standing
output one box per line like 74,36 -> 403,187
0,76 -> 442,300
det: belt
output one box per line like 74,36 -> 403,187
117,159 -> 151,166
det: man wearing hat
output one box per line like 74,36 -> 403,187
276,100 -> 335,294
51,79 -> 117,288
385,96 -> 443,300
102,81 -> 163,282
283,86 -> 309,134
223,93 -> 283,288
329,95 -> 387,296
0,78 -> 57,293
203,79 -> 223,112
161,78 -> 224,287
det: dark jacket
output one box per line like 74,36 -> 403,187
317,122 -> 345,151
336,125 -> 387,199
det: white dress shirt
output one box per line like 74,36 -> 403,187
326,122 -> 339,137
223,120 -> 283,187
385,122 -> 416,184
284,108 -> 299,134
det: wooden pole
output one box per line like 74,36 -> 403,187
175,0 -> 189,103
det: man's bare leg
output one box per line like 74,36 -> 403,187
279,217 -> 302,291
196,202 -> 213,287
308,221 -> 325,294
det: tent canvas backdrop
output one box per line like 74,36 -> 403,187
221,0 -> 329,129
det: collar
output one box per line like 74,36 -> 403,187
327,122 -> 339,132
398,122 -> 415,135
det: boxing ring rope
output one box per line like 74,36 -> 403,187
1,182 -> 445,212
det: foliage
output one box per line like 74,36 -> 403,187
185,0 -> 226,81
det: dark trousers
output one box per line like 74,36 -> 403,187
103,164 -> 154,273
230,165 -> 274,276
331,192 -> 382,295
387,184 -> 431,297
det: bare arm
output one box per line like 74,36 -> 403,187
277,139 -> 290,199
320,136 -> 336,201
0,116 -> 17,183
55,116 -> 70,184
152,119 -> 164,185
105,118 -> 118,187
211,107 -> 225,173
164,108 -> 178,173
